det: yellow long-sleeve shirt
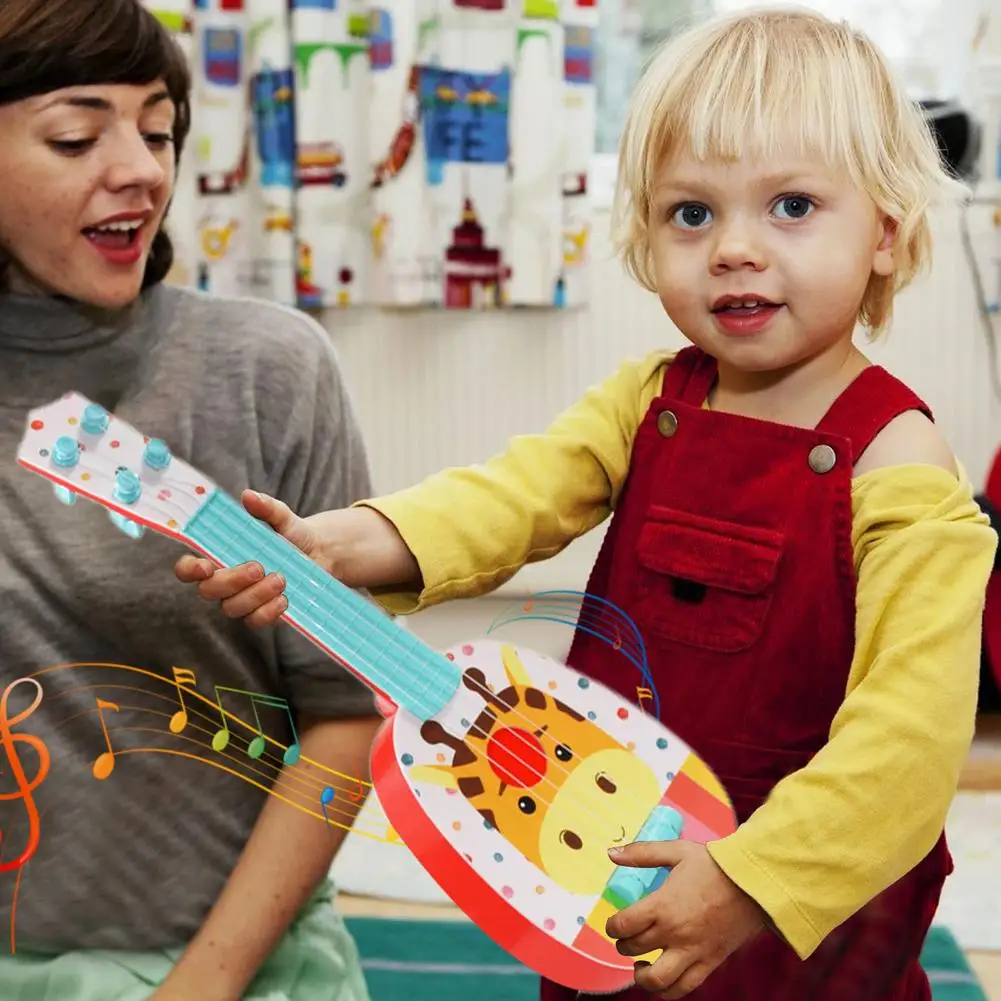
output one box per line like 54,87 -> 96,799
359,350 -> 997,960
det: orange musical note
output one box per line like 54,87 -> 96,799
168,666 -> 197,735
211,686 -> 301,765
0,679 -> 51,873
522,598 -> 534,613
636,687 -> 653,712
348,779 -> 366,804
92,698 -> 119,780
613,626 -> 623,651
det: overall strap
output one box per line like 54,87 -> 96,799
660,346 -> 718,404
815,366 -> 934,464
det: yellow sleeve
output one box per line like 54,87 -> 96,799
707,462 -> 996,959
358,351 -> 672,614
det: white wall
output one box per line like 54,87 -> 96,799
321,199 -> 1001,619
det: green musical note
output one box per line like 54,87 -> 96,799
211,686 -> 301,766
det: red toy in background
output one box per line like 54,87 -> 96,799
978,447 -> 1001,711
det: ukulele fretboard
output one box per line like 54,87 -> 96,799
186,491 -> 460,720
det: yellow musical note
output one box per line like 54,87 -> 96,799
211,686 -> 301,765
92,698 -> 119,780
168,666 -> 197,734
637,687 -> 653,712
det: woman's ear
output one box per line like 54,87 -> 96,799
871,213 -> 898,277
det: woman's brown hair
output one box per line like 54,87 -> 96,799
0,0 -> 192,290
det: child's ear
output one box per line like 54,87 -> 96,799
872,213 -> 898,277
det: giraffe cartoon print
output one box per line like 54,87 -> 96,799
408,644 -> 663,895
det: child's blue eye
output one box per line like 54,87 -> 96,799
773,195 -> 814,220
672,203 -> 712,229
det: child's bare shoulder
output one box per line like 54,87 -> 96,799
854,409 -> 958,477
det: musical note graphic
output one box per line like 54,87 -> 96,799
0,678 -> 51,873
211,687 -> 301,766
168,666 -> 197,734
92,698 -> 119,780
636,687 -> 654,712
320,786 -> 336,830
348,779 -> 366,804
522,598 -> 534,613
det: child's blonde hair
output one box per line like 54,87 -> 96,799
612,5 -> 963,337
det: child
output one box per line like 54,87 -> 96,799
177,7 -> 997,1000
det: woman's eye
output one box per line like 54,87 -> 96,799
671,203 -> 712,229
144,132 -> 174,150
773,195 -> 814,220
49,139 -> 94,155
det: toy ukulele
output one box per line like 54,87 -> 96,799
18,394 -> 738,995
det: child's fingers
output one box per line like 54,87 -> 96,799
175,555 -> 215,582
218,573 -> 287,621
194,563 -> 267,601
244,593 -> 290,629
614,923 -> 666,958
632,949 -> 697,997
243,489 -> 297,534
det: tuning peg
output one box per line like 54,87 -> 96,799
52,435 -> 80,469
80,403 -> 110,435
109,511 -> 146,539
53,486 -> 77,506
143,438 -> 172,471
112,468 -> 142,505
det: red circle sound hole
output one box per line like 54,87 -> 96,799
486,727 -> 546,787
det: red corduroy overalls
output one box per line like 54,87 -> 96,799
544,346 -> 952,1001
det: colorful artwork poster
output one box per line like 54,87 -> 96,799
418,67 -> 511,185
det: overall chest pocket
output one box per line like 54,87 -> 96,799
630,506 -> 784,654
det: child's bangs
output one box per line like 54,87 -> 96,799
643,26 -> 874,187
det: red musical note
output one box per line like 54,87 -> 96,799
0,679 -> 51,873
613,627 -> 623,651
522,598 -> 534,613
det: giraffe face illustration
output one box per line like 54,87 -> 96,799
410,645 -> 661,895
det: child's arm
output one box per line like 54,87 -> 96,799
177,352 -> 672,620
704,413 -> 996,960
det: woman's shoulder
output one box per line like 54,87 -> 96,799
156,284 -> 334,364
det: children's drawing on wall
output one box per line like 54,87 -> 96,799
145,0 -> 598,310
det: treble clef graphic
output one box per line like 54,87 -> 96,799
0,679 -> 50,873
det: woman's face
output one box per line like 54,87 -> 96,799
0,80 -> 177,308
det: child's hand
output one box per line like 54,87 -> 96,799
174,490 -> 422,627
605,840 -> 768,998
174,490 -> 323,627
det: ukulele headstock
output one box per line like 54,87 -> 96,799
17,392 -> 216,544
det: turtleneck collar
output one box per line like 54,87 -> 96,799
0,287 -> 159,352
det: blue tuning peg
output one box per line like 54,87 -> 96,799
109,511 -> 145,539
81,403 -> 110,435
112,468 -> 141,505
52,435 -> 80,469
143,438 -> 171,471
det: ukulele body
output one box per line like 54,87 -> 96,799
373,638 -> 737,993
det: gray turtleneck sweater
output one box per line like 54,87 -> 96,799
0,283 -> 375,953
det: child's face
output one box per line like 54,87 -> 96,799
647,148 -> 896,374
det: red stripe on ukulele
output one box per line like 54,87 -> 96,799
664,772 -> 733,836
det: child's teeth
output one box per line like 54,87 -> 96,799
96,222 -> 140,232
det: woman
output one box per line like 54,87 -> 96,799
0,1 -> 378,998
